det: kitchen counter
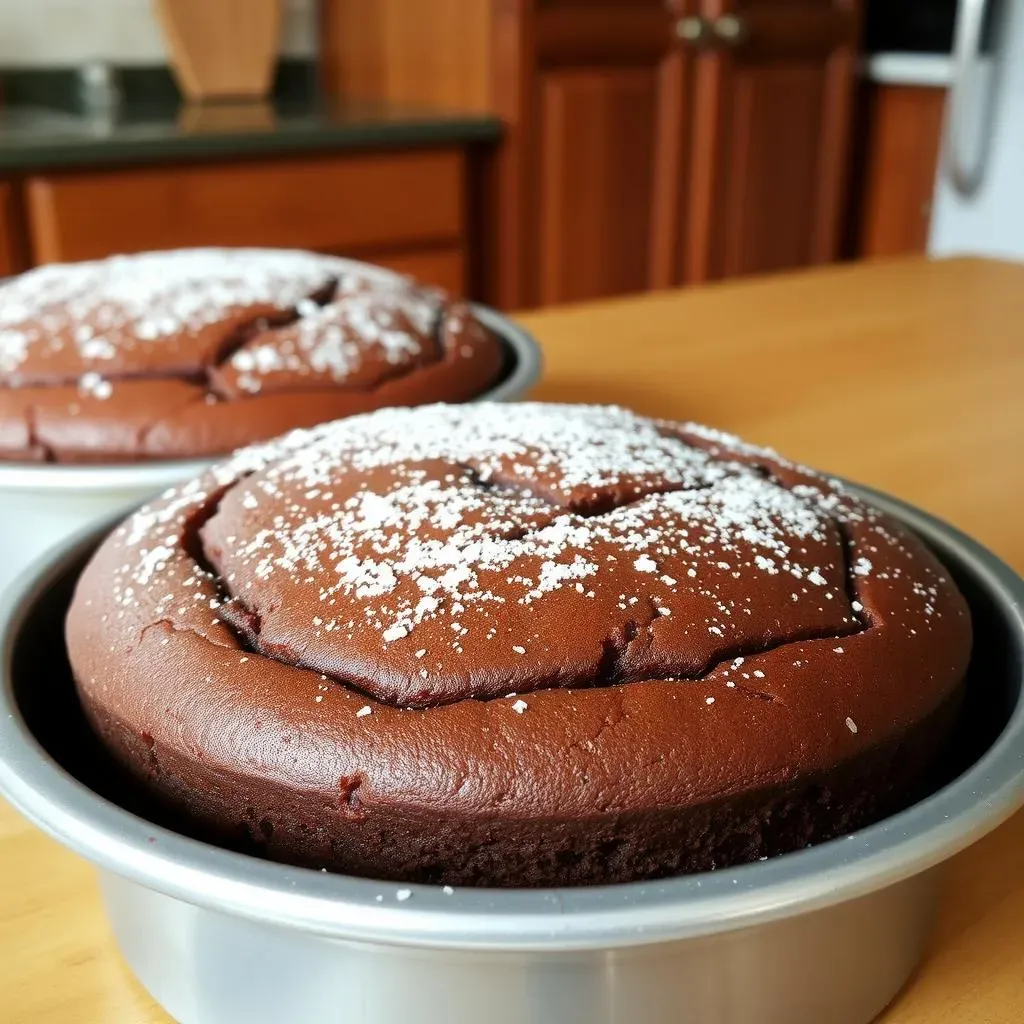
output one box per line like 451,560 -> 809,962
863,53 -> 954,87
1,256 -> 1023,1022
0,98 -> 501,171
861,52 -> 995,90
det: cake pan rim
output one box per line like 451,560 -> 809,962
0,484 -> 1020,952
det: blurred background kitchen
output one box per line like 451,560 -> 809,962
0,0 -> 1020,310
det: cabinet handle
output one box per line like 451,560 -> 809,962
675,16 -> 715,47
711,14 -> 749,47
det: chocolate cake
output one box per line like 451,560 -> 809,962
65,404 -> 971,886
0,249 -> 503,463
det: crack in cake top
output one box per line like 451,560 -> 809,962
94,403 -> 963,710
0,248 -> 464,396
0,249 -> 345,377
211,276 -> 446,398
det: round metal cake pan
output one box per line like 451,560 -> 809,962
0,487 -> 1021,1024
0,295 -> 541,594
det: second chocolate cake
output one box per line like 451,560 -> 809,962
66,404 -> 971,886
0,248 -> 503,462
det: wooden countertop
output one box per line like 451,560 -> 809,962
2,256 -> 1023,1022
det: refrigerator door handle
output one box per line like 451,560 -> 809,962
947,0 -> 996,197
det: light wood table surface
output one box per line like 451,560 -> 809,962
2,256 -> 1023,1022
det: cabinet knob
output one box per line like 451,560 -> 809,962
675,16 -> 715,47
711,14 -> 749,47
675,14 -> 749,50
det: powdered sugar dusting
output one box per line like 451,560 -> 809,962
0,248 -> 349,377
206,407 -> 850,662
104,403 -> 959,709
226,277 -> 441,393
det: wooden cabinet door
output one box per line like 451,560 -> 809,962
0,182 -> 26,278
856,85 -> 946,258
683,0 -> 860,283
528,1 -> 690,306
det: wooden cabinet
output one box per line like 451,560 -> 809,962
18,147 -> 471,294
0,183 -> 26,277
852,85 -> 947,258
683,0 -> 859,282
536,43 -> 682,303
324,0 -> 862,309
486,0 -> 687,307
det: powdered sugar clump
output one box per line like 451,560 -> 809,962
78,372 -> 113,400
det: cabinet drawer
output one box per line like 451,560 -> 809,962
25,148 -> 466,264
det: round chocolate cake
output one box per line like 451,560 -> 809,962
0,249 -> 502,463
66,404 -> 971,886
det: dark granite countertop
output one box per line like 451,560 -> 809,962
0,98 -> 502,172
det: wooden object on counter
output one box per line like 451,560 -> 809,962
1,256 -> 1024,1023
22,148 -> 469,294
322,0 -> 862,309
176,100 -> 277,133
853,84 -> 947,257
155,0 -> 283,101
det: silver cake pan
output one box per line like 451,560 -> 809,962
0,277 -> 542,594
0,486 -> 1021,1024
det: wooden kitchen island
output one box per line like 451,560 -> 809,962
2,256 -> 1022,1022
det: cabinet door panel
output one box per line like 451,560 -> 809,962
0,182 -> 24,277
0,182 -> 15,274
686,0 -> 859,283
538,68 -> 658,305
722,63 -> 825,274
536,5 -> 670,63
856,85 -> 946,257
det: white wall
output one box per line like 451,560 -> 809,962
0,0 -> 316,67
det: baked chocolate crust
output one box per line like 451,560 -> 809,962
0,250 -> 502,463
66,405 -> 971,885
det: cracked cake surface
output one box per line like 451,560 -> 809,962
0,249 -> 503,463
66,404 -> 972,886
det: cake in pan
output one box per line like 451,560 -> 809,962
0,249 -> 503,462
66,404 -> 971,886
